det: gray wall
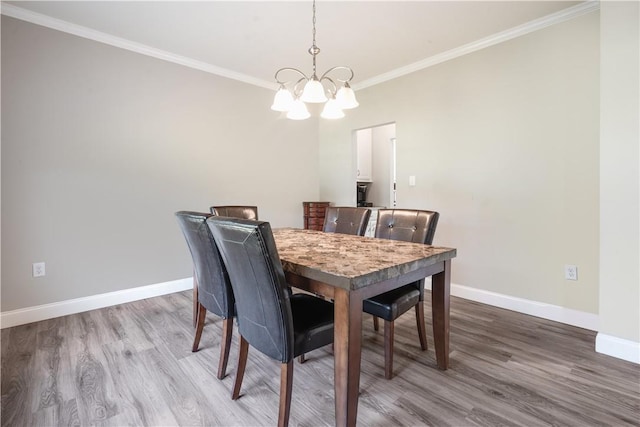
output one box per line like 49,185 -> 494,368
599,1 -> 640,344
1,16 -> 318,311
319,12 -> 601,315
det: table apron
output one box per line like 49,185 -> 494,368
285,260 -> 446,301
356,261 -> 446,300
286,273 -> 336,299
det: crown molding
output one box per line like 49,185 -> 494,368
2,1 -> 599,92
0,2 -> 278,90
353,0 -> 600,91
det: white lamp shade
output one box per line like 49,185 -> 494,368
271,86 -> 294,112
300,78 -> 328,103
336,84 -> 359,109
320,98 -> 345,119
286,99 -> 311,120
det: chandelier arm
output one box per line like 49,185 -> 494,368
319,76 -> 338,97
274,67 -> 310,85
292,77 -> 309,97
319,66 -> 355,84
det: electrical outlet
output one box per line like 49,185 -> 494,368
564,264 -> 577,281
32,262 -> 46,278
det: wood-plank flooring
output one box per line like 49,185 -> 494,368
2,290 -> 639,426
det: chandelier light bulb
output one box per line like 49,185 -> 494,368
271,86 -> 294,112
336,83 -> 359,109
286,99 -> 311,120
300,78 -> 328,103
321,97 -> 345,119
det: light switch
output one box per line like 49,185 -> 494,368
409,175 -> 416,186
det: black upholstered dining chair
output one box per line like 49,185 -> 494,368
363,208 -> 440,379
188,205 -> 257,326
210,205 -> 259,220
207,217 -> 334,427
175,211 -> 235,379
322,206 -> 371,236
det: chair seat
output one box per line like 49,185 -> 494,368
290,294 -> 334,357
363,284 -> 420,321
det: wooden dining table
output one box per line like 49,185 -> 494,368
272,228 -> 457,427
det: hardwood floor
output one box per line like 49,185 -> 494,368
2,290 -> 639,426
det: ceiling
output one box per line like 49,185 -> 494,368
3,1 -> 588,89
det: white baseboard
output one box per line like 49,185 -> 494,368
3,278 -> 599,331
0,278 -> 192,329
4,277 -> 638,365
425,280 -> 599,331
595,333 -> 640,364
439,282 -> 640,364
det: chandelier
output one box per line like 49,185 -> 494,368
270,0 -> 359,120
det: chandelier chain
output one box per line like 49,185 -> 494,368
312,0 -> 316,49
310,0 -> 318,76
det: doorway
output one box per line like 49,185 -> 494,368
390,137 -> 397,207
355,123 -> 396,208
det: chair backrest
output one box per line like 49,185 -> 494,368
322,207 -> 371,236
175,211 -> 234,318
207,217 -> 294,363
210,206 -> 259,220
375,209 -> 439,244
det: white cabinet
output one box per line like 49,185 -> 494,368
356,129 -> 372,182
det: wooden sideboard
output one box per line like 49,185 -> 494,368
303,201 -> 330,231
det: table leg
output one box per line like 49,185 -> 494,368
431,259 -> 451,370
333,288 -> 363,427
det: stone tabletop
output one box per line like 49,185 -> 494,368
273,228 -> 457,291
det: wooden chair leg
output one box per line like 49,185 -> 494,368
278,361 -> 294,427
232,336 -> 249,400
217,318 -> 234,379
415,302 -> 428,351
384,320 -> 394,380
298,354 -> 306,364
373,315 -> 379,332
192,303 -> 206,352
193,276 -> 199,328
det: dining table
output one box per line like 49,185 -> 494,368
272,228 -> 457,427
